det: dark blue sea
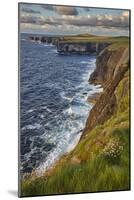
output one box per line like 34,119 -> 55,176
20,33 -> 102,175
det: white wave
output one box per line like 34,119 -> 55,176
60,91 -> 73,102
27,109 -> 35,113
43,44 -> 51,47
67,107 -> 73,115
63,96 -> 73,102
36,126 -> 83,174
22,123 -> 42,131
42,106 -> 51,113
36,102 -> 90,174
43,43 -> 54,47
63,106 -> 77,117
51,49 -> 58,53
66,132 -> 81,153
89,84 -> 103,95
80,61 -> 89,64
39,114 -> 44,119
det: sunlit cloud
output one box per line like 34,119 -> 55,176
54,6 -> 78,16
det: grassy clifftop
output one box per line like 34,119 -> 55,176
21,39 -> 130,197
59,34 -> 129,45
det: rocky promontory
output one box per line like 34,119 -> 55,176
56,42 -> 109,54
28,34 -> 110,55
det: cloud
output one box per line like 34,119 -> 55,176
84,8 -> 90,12
41,5 -> 54,11
59,12 -> 129,29
20,16 -> 61,26
21,7 -> 40,14
21,16 -> 37,24
54,6 -> 78,15
40,5 -> 78,16
122,11 -> 129,17
20,9 -> 129,35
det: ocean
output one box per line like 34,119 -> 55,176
20,33 -> 102,176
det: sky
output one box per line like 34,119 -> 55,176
19,3 -> 130,36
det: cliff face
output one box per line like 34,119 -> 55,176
89,47 -> 129,85
57,42 -> 110,54
83,46 -> 129,135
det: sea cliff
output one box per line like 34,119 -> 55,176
21,39 -> 130,196
56,42 -> 109,54
83,46 -> 129,135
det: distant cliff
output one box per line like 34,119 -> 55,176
28,35 -> 110,55
28,35 -> 62,45
56,42 -> 110,55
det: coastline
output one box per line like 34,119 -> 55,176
21,38 -> 130,196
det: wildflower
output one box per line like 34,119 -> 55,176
101,138 -> 124,161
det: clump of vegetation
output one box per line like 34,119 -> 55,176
102,138 -> 124,163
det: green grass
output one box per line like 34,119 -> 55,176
60,34 -> 129,46
21,66 -> 130,197
21,124 -> 130,196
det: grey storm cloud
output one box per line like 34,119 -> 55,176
21,7 -> 40,14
